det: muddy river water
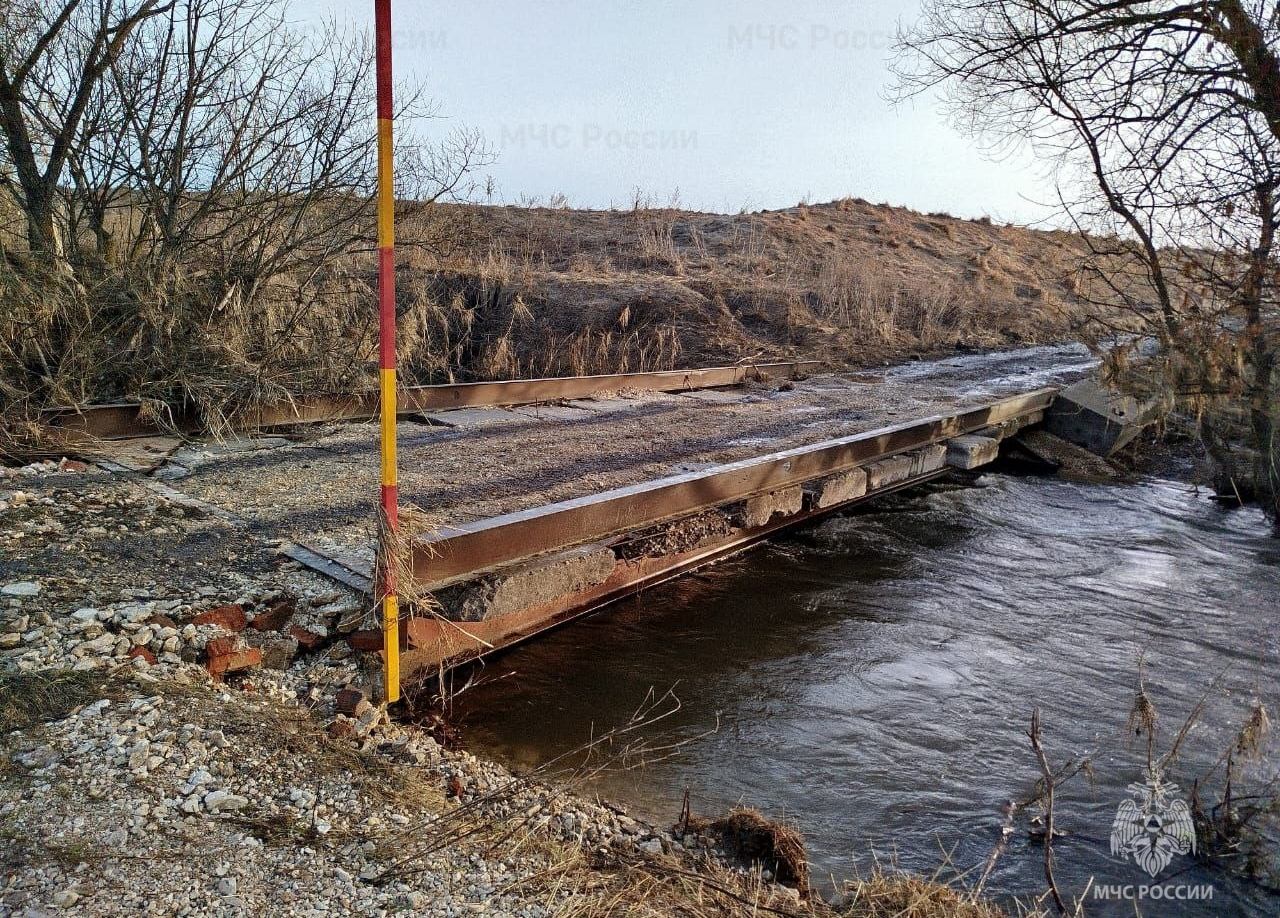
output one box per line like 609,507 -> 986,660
453,468 -> 1280,916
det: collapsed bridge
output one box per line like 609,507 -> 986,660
47,347 -> 1144,693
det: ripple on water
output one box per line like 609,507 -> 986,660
455,474 -> 1280,917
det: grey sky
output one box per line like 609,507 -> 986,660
309,0 -> 1054,222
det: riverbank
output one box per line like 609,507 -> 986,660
3,197 -> 1150,443
0,458 -> 1049,918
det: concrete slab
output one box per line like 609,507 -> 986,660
946,435 -> 1000,470
909,444 -> 948,476
566,397 -> 641,413
865,455 -> 914,490
736,486 -> 805,528
152,435 -> 294,479
437,544 -> 616,622
95,436 -> 182,472
1045,377 -> 1163,456
424,407 -> 525,427
509,404 -> 593,421
679,389 -> 749,404
807,468 -> 868,509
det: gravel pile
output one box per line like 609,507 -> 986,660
4,686 -> 575,917
1,463 -> 753,918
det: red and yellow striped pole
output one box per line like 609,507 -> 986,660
375,0 -> 400,704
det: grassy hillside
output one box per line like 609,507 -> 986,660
420,198 -> 1129,380
3,196 -> 1139,432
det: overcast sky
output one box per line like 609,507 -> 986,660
308,0 -> 1056,223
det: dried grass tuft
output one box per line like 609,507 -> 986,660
682,807 -> 809,891
0,670 -> 131,734
839,864 -> 1046,918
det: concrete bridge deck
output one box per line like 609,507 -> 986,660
69,344 -> 1103,682
109,344 -> 1094,579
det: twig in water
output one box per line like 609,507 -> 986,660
973,798 -> 1017,899
1029,708 -> 1068,915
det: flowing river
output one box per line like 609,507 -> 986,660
451,442 -> 1280,916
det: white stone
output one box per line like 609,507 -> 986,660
1,582 -> 39,597
204,790 -> 249,813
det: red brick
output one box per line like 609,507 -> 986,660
334,688 -> 370,718
204,636 -> 261,679
128,646 -> 158,665
346,630 -> 383,652
206,648 -> 261,677
205,636 -> 238,657
289,626 -> 323,651
249,598 -> 293,632
144,613 -> 178,629
58,459 -> 90,473
192,604 -> 247,632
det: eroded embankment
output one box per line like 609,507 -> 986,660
0,458 -> 1047,918
0,350 -> 1103,917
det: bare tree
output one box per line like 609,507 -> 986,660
0,0 -> 174,263
894,0 -> 1280,528
0,0 -> 490,423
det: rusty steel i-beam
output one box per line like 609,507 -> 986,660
411,387 -> 1056,587
36,361 -> 819,443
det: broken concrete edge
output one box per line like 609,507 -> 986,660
805,467 -> 867,509
434,544 -> 617,623
734,486 -> 805,529
1044,377 -> 1167,457
422,443 -> 975,626
945,435 -> 1000,471
395,465 -> 960,682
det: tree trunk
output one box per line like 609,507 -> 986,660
1239,188 -> 1278,533
1248,356 -> 1279,534
23,187 -> 72,275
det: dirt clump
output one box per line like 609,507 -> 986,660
681,806 -> 810,892
614,509 -> 735,560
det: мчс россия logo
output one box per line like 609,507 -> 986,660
1109,771 -> 1196,877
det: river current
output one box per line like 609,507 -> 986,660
454,471 -> 1280,916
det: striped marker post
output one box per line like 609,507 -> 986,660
375,0 -> 400,704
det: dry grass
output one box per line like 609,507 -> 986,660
0,669 -> 132,734
812,252 -> 966,347
3,194 -> 1147,444
472,840 -> 1053,918
837,865 -> 1048,918
426,198 -> 1145,385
